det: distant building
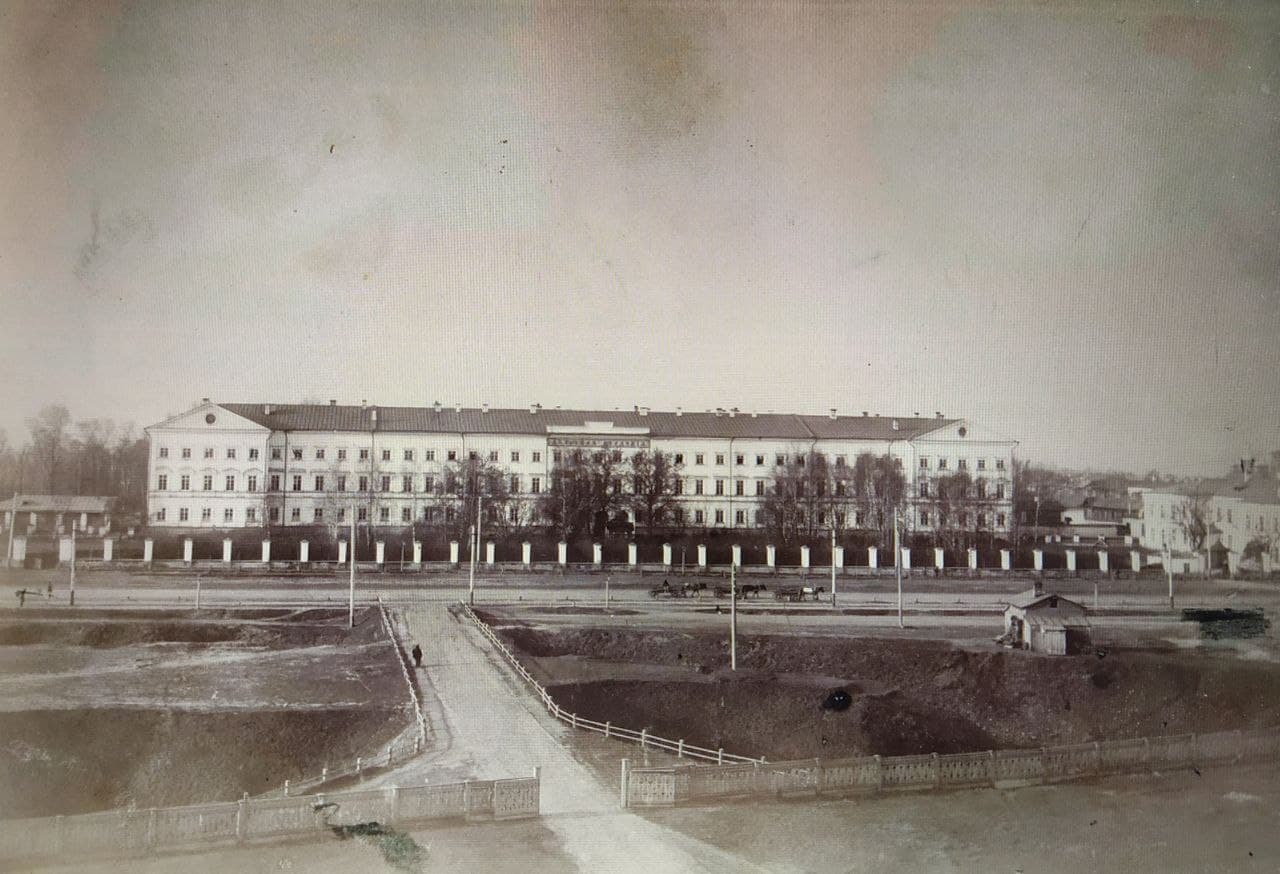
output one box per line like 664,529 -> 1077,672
144,399 -> 1018,535
1,495 -> 117,536
1003,585 -> 1090,655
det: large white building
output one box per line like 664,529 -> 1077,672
145,400 -> 1016,535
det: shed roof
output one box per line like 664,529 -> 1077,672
9,495 -> 116,514
1006,591 -> 1088,612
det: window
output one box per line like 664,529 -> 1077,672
695,453 -> 704,465
715,454 -> 725,466
673,508 -> 685,525
225,475 -> 235,491
156,508 -> 166,521
797,454 -> 805,467
359,448 -> 369,461
179,508 -> 189,521
958,459 -> 968,470
715,509 -> 725,525
509,506 -> 518,523
756,455 -> 764,466
291,507 -> 301,521
269,474 -> 280,491
401,507 -> 411,522
796,481 -> 806,497
381,449 -> 391,462
755,481 -> 764,496
674,453 -> 684,465
381,475 -> 391,492
995,459 -> 1006,470
402,475 -> 413,492
224,508 -> 234,522
269,507 -> 280,522
959,512 -> 968,527
552,450 -> 562,463
735,510 -> 745,525
337,476 -> 346,492
314,508 -> 324,521
158,475 -> 168,490
511,451 -> 520,463
531,476 -> 541,494
735,480 -> 744,496
423,475 -> 434,492
938,458 -> 948,470
715,480 -> 725,496
292,475 -> 302,491
313,448 -> 324,460
920,458 -> 929,469
292,448 -> 302,461
337,449 -> 346,461
380,507 -> 390,522
776,454 -> 785,466
976,481 -> 986,499
249,448 -> 259,460
612,450 -> 623,463
920,511 -> 930,526
694,510 -> 705,524
695,480 -> 704,495
425,450 -> 435,461
532,451 -> 541,463
836,455 -> 846,467
202,475 -> 213,491
996,484 -> 1005,499
204,448 -> 215,459
202,508 -> 212,521
182,448 -> 192,459
836,482 -> 846,497
754,510 -> 763,526
489,450 -> 499,462
271,448 -> 281,460
315,476 -> 325,491
997,513 -> 1006,527
357,507 -> 367,521
404,449 -> 413,461
445,507 -> 455,522
226,448 -> 236,459
818,512 -> 827,526
977,513 -> 987,527
675,479 -> 684,495
510,475 -> 520,493
159,447 -> 169,458
976,459 -> 986,470
246,508 -> 257,523
447,450 -> 457,461
470,451 -> 479,461
735,454 -> 744,466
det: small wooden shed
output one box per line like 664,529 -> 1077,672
1003,586 -> 1090,655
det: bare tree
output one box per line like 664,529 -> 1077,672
428,456 -> 514,542
539,449 -> 626,539
1177,493 -> 1211,576
629,449 -> 682,535
26,405 -> 71,492
851,453 -> 908,548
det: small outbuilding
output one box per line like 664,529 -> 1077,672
1002,583 -> 1091,655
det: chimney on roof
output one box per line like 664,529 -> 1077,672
529,403 -> 539,414
455,403 -> 462,413
729,407 -> 738,418
676,406 -> 683,417
329,399 -> 336,406
433,401 -> 441,414
862,411 -> 868,417
370,408 -> 378,424
360,399 -> 367,409
201,397 -> 209,403
751,410 -> 758,418
914,412 -> 920,417
482,403 -> 489,414
1032,581 -> 1044,598
892,419 -> 900,431
264,404 -> 272,415
829,408 -> 837,420
638,406 -> 649,417
935,411 -> 943,418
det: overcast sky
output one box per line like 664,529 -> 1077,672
2,0 -> 1276,475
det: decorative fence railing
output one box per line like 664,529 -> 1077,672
460,602 -> 765,766
378,596 -> 430,746
0,774 -> 540,865
621,728 -> 1280,807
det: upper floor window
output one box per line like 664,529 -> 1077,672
381,475 -> 391,492
159,447 -> 169,458
247,475 -> 257,492
510,451 -> 520,463
995,459 -> 1006,470
776,454 -> 785,466
336,476 -> 346,492
316,448 -> 325,460
531,476 -> 541,494
756,455 -> 764,466
201,508 -> 212,521
489,450 -> 499,462
402,475 -> 413,492
552,450 -> 562,463
469,451 -> 479,461
404,449 -> 414,461
381,449 -> 391,462
735,480 -> 744,496
958,459 -> 968,470
337,449 -> 346,461
204,448 -> 215,459
182,448 -> 192,459
674,453 -> 684,465
715,454 -> 725,466
715,479 -> 725,496
179,508 -> 189,521
315,476 -> 325,491
532,451 -> 541,463
225,448 -> 235,460
920,458 -> 929,469
292,475 -> 302,491
225,475 -> 235,491
510,475 -> 520,493
695,453 -> 705,465
358,475 -> 368,491
248,448 -> 259,460
835,455 -> 846,467
157,475 -> 168,490
612,450 -> 622,463
447,450 -> 457,461
292,448 -> 302,461
202,475 -> 213,491
735,454 -> 744,466
937,458 -> 948,470
269,474 -> 280,491
976,459 -> 986,470
271,448 -> 281,460
694,480 -> 704,495
796,454 -> 805,467
755,481 -> 764,496
359,449 -> 369,461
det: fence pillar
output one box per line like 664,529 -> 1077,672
1098,551 -> 1109,573
766,544 -> 776,568
677,739 -> 684,758
592,543 -> 602,566
628,542 -> 638,567
450,540 -> 460,564
697,544 -> 707,568
867,546 -> 878,569
620,759 -> 630,808
142,537 -> 153,564
103,538 -> 114,562
1033,549 -> 1044,571
901,548 -> 911,570
718,748 -> 724,765
486,541 -> 496,566
412,541 -> 422,564
299,540 -> 310,563
662,543 -> 672,567
558,541 -> 567,566
338,540 -> 348,565
1065,549 -> 1077,573
522,541 -> 532,567
1001,549 -> 1011,571
235,797 -> 247,843
800,546 -> 811,569
261,539 -> 271,563
375,541 -> 385,566
183,538 -> 193,564
222,538 -> 232,563
934,547 -> 945,570
968,548 -> 978,570
731,544 -> 742,568
1131,550 -> 1142,572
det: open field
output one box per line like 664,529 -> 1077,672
0,607 -> 410,818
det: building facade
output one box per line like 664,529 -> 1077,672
145,400 -> 1017,536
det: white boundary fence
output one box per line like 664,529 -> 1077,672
621,729 -> 1280,807
0,774 -> 540,866
460,603 -> 765,766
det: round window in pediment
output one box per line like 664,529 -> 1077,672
958,426 -> 967,437
205,413 -> 217,425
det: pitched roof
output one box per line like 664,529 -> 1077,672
9,495 -> 116,513
219,403 -> 959,441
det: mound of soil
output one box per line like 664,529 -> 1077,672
500,626 -> 1280,761
0,706 -> 408,818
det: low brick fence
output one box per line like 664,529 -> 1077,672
0,774 -> 540,865
621,729 -> 1280,807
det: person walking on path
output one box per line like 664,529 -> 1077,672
411,643 -> 423,668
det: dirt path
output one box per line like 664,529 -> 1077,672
380,603 -> 768,873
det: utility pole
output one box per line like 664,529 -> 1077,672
6,492 -> 17,569
830,525 -> 837,607
348,502 -> 356,628
894,511 -> 903,628
1164,543 -> 1175,611
69,520 -> 76,607
605,574 -> 611,609
468,494 -> 481,606
729,556 -> 737,671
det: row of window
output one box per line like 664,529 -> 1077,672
918,482 -> 1007,500
159,447 -> 262,461
919,457 -> 1005,471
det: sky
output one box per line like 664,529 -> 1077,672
1,0 -> 1276,476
